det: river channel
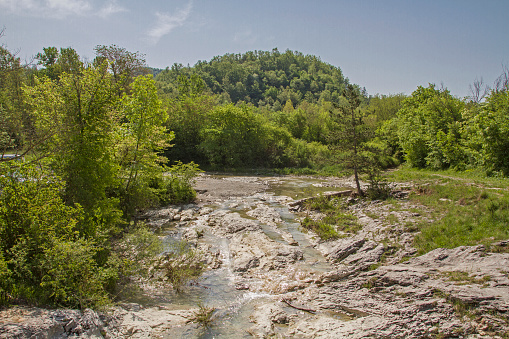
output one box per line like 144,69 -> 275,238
123,174 -> 352,338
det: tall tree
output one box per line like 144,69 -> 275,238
116,75 -> 173,217
94,45 -> 148,95
329,84 -> 372,196
396,85 -> 464,169
0,45 -> 25,157
24,62 -> 121,237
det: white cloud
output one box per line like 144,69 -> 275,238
0,0 -> 40,12
147,1 -> 193,44
0,0 -> 127,19
46,0 -> 91,16
98,0 -> 127,19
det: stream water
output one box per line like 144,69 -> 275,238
124,175 -> 349,338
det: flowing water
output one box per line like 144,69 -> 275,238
124,175 -> 350,338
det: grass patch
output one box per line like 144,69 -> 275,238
441,271 -> 491,286
385,213 -> 399,224
433,288 -> 477,319
301,196 -> 360,240
385,167 -> 509,255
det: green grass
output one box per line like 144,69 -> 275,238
441,271 -> 491,286
385,167 -> 509,255
301,196 -> 360,240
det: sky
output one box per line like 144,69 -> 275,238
1,0 -> 508,98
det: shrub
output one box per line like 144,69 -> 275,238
40,239 -> 114,309
113,224 -> 162,281
158,161 -> 201,204
190,303 -> 216,327
0,253 -> 11,306
153,240 -> 204,292
0,163 -> 116,308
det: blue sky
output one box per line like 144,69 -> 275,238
1,0 -> 508,98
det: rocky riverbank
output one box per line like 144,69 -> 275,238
1,174 -> 508,338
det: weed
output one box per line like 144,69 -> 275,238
301,217 -> 339,241
153,240 -> 204,292
404,222 -> 419,232
432,288 -> 477,319
362,277 -> 378,289
190,303 -> 215,327
364,211 -> 379,219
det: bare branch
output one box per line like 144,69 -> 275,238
469,77 -> 489,103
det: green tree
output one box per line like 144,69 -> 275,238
200,104 -> 266,168
94,45 -> 148,95
116,75 -> 173,217
328,84 -> 372,195
470,83 -> 509,175
0,163 -> 114,308
0,45 -> 25,156
396,85 -> 464,169
24,63 -> 122,237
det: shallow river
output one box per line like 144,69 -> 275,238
125,175 -> 349,338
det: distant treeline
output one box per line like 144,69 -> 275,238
155,48 -> 357,109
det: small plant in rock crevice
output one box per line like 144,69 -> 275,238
190,303 -> 216,327
152,240 -> 204,292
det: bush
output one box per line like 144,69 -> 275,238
158,161 -> 201,204
0,163 -> 116,308
0,253 -> 11,306
153,240 -> 204,292
113,224 -> 162,281
301,196 -> 360,240
40,239 -> 114,309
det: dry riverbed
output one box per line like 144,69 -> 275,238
1,173 -> 508,338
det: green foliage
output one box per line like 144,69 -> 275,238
190,304 -> 216,327
0,163 -> 113,308
2,46 -> 180,309
93,44 -> 148,93
385,168 -> 509,254
24,63 -> 122,237
328,84 -> 375,195
0,45 -> 26,154
159,162 -> 201,204
0,252 -> 11,306
155,49 -> 350,108
116,74 -> 173,218
396,84 -> 465,169
112,224 -> 163,285
35,47 -> 83,79
40,239 -> 113,309
472,88 -> 509,176
164,93 -> 216,164
302,196 -> 359,240
200,104 -> 267,168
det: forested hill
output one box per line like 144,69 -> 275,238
155,49 -> 357,109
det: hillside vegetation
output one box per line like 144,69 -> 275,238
0,42 -> 508,309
